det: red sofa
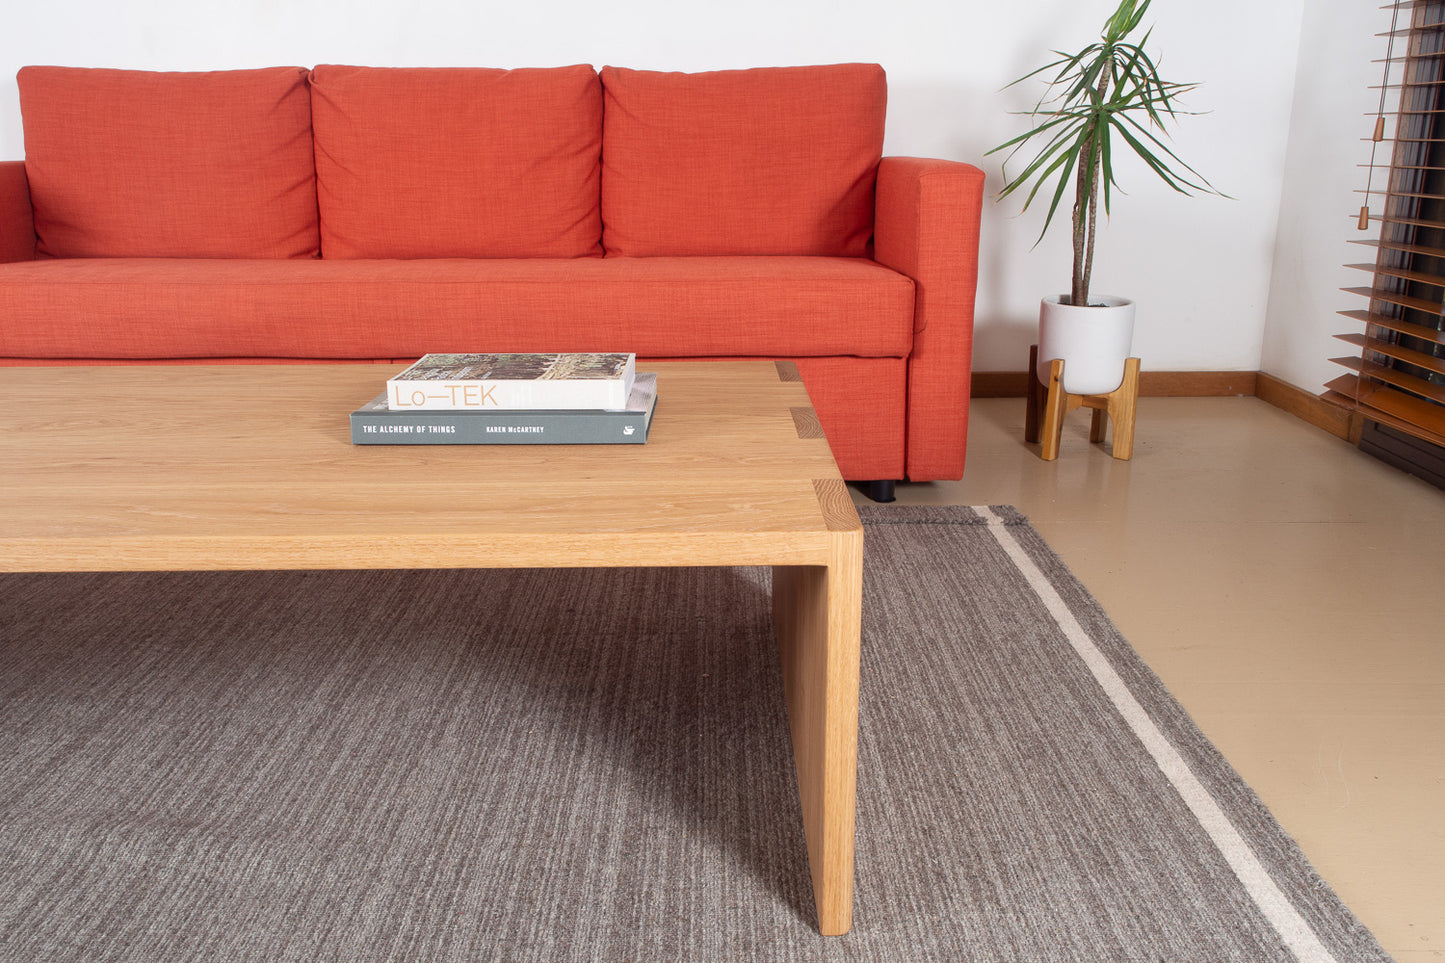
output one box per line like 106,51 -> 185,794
0,63 -> 984,488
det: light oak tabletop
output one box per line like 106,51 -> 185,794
1,361 -> 861,572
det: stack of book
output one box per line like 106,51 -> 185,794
350,352 -> 657,446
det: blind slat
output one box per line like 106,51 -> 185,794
1354,378 -> 1445,441
1336,331 -> 1445,376
1331,355 -> 1445,403
1375,24 -> 1445,36
1342,286 -> 1445,318
1357,213 -> 1445,230
1353,189 -> 1445,201
1350,237 -> 1445,258
1339,308 -> 1445,347
1323,375 -> 1439,448
1345,262 -> 1445,289
1326,374 -> 1445,446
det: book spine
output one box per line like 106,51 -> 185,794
385,378 -> 630,412
351,409 -> 651,445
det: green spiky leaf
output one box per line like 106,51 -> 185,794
988,0 -> 1228,305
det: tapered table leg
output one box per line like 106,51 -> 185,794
772,523 -> 864,935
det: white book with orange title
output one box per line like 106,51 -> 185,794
386,352 -> 636,411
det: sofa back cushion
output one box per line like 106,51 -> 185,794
17,66 -> 318,259
599,64 -> 886,258
310,65 -> 603,259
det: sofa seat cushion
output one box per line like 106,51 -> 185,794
310,65 -> 603,259
599,64 -> 886,258
0,256 -> 913,361
16,66 -> 318,259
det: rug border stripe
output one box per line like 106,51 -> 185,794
976,506 -> 1340,963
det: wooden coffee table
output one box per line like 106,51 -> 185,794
0,360 -> 864,935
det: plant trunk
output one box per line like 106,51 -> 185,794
1071,148 -> 1091,306
1082,152 -> 1099,306
1071,67 -> 1111,307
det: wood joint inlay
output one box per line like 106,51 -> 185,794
792,407 -> 824,439
812,478 -> 861,532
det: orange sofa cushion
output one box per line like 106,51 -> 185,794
0,161 -> 34,262
0,256 -> 913,361
310,65 -> 603,259
599,64 -> 886,258
16,66 -> 318,259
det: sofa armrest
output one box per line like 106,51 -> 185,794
0,161 -> 37,262
874,156 -> 985,481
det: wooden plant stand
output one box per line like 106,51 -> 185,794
1025,345 -> 1141,461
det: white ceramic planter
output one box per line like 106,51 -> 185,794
1036,294 -> 1136,396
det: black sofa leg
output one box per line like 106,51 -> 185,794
863,480 -> 896,503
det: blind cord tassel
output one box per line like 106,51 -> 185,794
1360,2 -> 1403,231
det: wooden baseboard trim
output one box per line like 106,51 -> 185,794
972,370 -> 1258,398
1256,373 -> 1363,443
973,367 -> 1376,445
971,372 -> 1032,397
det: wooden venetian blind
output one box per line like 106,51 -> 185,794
1331,0 -> 1445,445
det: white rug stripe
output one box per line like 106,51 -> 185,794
978,507 -> 1339,963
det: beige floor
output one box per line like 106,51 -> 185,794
852,396 -> 1445,962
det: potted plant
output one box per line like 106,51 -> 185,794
990,0 -> 1223,395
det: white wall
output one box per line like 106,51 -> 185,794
1,0 -> 1323,377
1262,1 -> 1382,392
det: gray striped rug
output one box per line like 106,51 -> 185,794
0,506 -> 1392,962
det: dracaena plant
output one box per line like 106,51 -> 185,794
989,0 -> 1223,308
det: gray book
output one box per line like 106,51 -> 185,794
351,373 -> 657,445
